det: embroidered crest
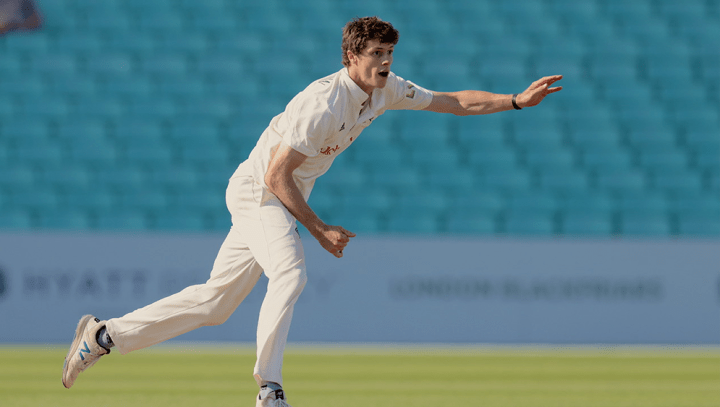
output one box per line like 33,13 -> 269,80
406,84 -> 416,99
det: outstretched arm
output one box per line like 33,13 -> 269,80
265,142 -> 355,258
423,75 -> 563,116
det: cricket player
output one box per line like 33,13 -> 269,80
62,16 -> 562,407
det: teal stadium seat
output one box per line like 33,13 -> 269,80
104,32 -> 158,55
426,166 -> 476,191
102,77 -> 153,99
37,209 -> 91,230
506,191 -> 558,216
10,189 -> 59,213
651,168 -> 704,193
386,212 -> 441,234
677,215 -> 720,237
136,10 -> 184,33
456,114 -> 509,149
483,168 -> 533,192
341,189 -> 393,214
467,147 -> 520,173
122,142 -> 174,169
446,212 -> 496,235
147,166 -> 199,191
502,212 -> 556,236
616,192 -> 670,217
118,188 -> 170,213
2,31 -> 49,54
65,138 -> 119,168
38,165 -> 91,191
0,209 -> 33,229
396,189 -> 450,216
449,191 -> 504,214
126,97 -> 177,120
84,13 -> 132,35
28,53 -> 77,75
695,149 -> 720,175
594,168 -> 648,193
61,187 -> 115,214
323,209 -> 383,234
85,54 -> 134,77
561,211 -> 614,236
174,187 -> 227,215
524,149 -> 577,172
14,141 -> 65,168
95,210 -> 148,230
0,165 -> 34,190
177,97 -> 234,121
538,168 -> 590,193
319,164 -> 367,190
620,213 -> 672,236
93,166 -> 146,192
178,141 -> 230,168
53,33 -> 103,54
159,33 -> 208,54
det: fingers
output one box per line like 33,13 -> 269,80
340,227 -> 356,238
532,75 -> 563,89
323,226 -> 355,258
540,75 -> 563,85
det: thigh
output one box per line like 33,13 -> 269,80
228,176 -> 305,276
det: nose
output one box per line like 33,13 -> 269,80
382,54 -> 392,66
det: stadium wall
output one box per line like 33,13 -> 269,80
0,232 -> 718,344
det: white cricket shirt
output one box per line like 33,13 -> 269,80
233,67 -> 434,201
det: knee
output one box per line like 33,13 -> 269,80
203,301 -> 236,326
276,267 -> 307,297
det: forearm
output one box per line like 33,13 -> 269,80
425,90 -> 515,116
451,90 -> 515,115
265,172 -> 325,236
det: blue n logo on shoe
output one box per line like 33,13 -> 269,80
79,341 -> 91,361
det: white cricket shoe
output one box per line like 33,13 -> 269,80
62,314 -> 110,388
256,386 -> 293,407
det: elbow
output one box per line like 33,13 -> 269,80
264,171 -> 280,194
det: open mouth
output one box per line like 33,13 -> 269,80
378,71 -> 389,78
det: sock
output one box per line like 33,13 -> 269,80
96,327 -> 114,350
264,382 -> 282,391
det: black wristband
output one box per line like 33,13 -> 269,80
512,93 -> 522,110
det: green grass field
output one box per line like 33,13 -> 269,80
1,344 -> 718,407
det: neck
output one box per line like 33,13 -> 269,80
347,66 -> 374,96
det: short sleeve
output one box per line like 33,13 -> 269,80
385,73 -> 434,111
281,97 -> 334,157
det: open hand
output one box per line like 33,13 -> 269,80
516,75 -> 563,108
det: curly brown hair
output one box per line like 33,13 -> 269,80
341,16 -> 400,67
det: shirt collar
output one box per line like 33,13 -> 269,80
340,67 -> 370,108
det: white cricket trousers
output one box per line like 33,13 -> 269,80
105,175 -> 307,386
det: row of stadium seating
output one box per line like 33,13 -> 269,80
0,0 -> 718,236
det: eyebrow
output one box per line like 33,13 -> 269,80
367,45 -> 394,52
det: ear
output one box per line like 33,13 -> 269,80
347,50 -> 357,66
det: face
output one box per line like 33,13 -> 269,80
347,39 -> 394,96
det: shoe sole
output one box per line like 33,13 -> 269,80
62,314 -> 95,389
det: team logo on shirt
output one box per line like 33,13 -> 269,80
339,122 -> 345,131
406,84 -> 416,99
320,145 -> 340,155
